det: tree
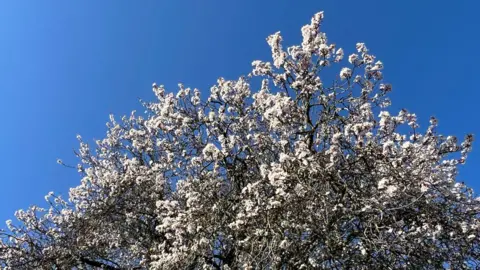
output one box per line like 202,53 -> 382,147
1,11 -> 479,269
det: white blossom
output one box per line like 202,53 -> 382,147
340,67 -> 352,80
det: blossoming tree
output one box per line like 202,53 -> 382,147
1,11 -> 479,269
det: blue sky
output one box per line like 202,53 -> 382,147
0,0 -> 478,223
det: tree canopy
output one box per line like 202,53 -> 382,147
1,11 -> 479,269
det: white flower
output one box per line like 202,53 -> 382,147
402,141 -> 412,149
279,153 -> 290,163
332,132 -> 342,144
386,185 -> 398,195
378,178 -> 389,189
348,53 -> 358,65
319,44 -> 329,56
356,42 -> 368,53
340,67 -> 352,80
202,143 -> 221,159
335,48 -> 344,61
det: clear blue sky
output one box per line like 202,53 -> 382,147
0,1 -> 479,224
